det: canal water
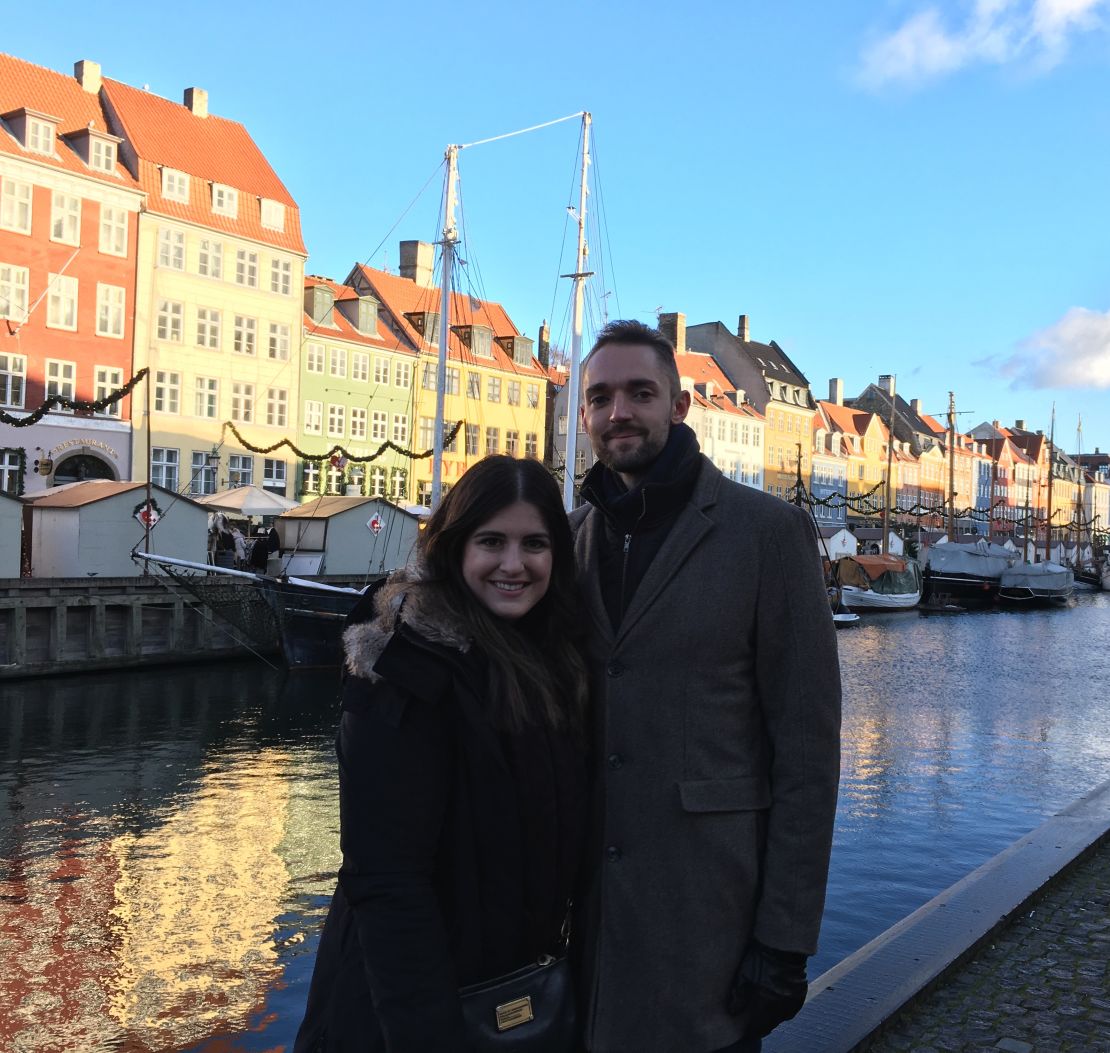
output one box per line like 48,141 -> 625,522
3,594 -> 1110,1051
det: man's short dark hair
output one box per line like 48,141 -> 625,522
583,319 -> 682,401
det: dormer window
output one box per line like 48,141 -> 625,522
260,198 -> 285,231
357,296 -> 378,335
27,116 -> 55,155
90,137 -> 116,173
162,168 -> 190,203
472,326 -> 493,358
212,183 -> 238,218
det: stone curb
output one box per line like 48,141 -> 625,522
763,776 -> 1110,1053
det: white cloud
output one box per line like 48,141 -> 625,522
998,307 -> 1110,388
858,0 -> 1107,88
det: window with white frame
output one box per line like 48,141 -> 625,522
190,451 -> 217,495
371,411 -> 387,441
0,264 -> 29,322
505,430 -> 519,456
487,376 -> 501,402
95,284 -> 125,338
263,459 -> 286,492
198,238 -> 223,279
98,205 -> 127,256
0,450 -> 22,494
228,454 -> 253,487
418,417 -> 435,450
90,137 -> 116,173
485,426 -> 500,454
467,371 -> 480,398
351,352 -> 369,383
47,274 -> 78,330
445,367 -> 460,396
151,447 -> 179,491
195,377 -> 218,418
369,466 -> 387,497
212,183 -> 238,217
421,363 -> 437,390
443,422 -> 458,454
306,342 -> 324,373
327,404 -> 345,437
329,347 -> 347,377
260,198 -> 285,231
302,460 -> 321,494
162,168 -> 189,203
326,463 -> 343,494
156,299 -> 183,342
465,424 -> 479,456
304,400 -> 322,434
394,361 -> 411,388
196,307 -> 221,349
390,467 -> 408,500
268,322 -> 290,360
417,480 -> 432,506
94,366 -> 123,416
233,315 -> 256,355
373,356 -> 389,384
526,383 -> 540,409
27,116 -> 55,155
507,381 -> 521,407
51,192 -> 81,245
235,249 -> 258,287
392,414 -> 409,444
0,353 -> 26,407
158,228 -> 184,270
154,370 -> 180,413
266,387 -> 287,427
270,257 -> 291,295
350,406 -> 367,440
525,432 -> 538,458
0,178 -> 32,234
231,382 -> 254,423
557,414 -> 567,435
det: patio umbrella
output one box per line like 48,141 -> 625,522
195,485 -> 299,517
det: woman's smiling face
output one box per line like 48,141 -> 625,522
461,501 -> 553,619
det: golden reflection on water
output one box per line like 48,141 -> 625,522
1,750 -> 296,1052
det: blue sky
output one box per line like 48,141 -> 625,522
9,0 -> 1110,453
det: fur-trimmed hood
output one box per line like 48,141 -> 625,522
343,567 -> 471,681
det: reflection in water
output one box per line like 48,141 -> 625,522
2,597 -> 1110,1047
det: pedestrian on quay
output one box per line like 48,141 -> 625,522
293,455 -> 590,1052
570,319 -> 842,1053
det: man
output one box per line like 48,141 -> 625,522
570,319 -> 841,1053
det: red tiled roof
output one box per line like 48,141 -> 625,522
101,76 -> 305,254
353,263 -> 547,378
303,276 -> 411,353
0,52 -> 139,190
675,350 -> 732,390
818,400 -> 871,438
918,413 -> 946,435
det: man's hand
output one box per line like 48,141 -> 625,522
726,939 -> 809,1038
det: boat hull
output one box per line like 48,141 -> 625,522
921,572 -> 999,608
839,586 -> 920,611
261,580 -> 364,669
996,587 -> 1075,608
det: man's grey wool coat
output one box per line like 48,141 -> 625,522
571,457 -> 842,1053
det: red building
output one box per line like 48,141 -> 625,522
0,54 -> 143,496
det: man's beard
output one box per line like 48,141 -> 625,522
596,427 -> 668,476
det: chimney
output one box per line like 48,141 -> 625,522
878,374 -> 895,397
537,320 -> 551,369
911,398 -> 923,416
737,314 -> 750,342
829,378 -> 843,406
399,240 -> 435,288
184,87 -> 208,118
1015,419 -> 1026,431
74,59 -> 101,95
657,311 -> 686,353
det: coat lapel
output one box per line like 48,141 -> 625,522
573,507 -> 615,648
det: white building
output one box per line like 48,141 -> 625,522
0,490 -> 24,577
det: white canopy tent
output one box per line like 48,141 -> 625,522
195,486 -> 298,518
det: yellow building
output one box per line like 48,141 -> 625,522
103,78 -> 307,498
348,244 -> 548,505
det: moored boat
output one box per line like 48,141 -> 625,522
922,540 -> 1015,608
997,562 -> 1075,608
833,554 -> 922,611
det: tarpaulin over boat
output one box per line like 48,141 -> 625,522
999,562 -> 1074,590
834,555 -> 922,594
925,541 -> 1016,579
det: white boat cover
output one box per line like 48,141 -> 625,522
999,562 -> 1074,591
925,540 -> 1016,579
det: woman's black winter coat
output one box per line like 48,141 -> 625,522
293,581 -> 585,1053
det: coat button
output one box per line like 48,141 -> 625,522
606,660 -> 625,678
606,845 -> 622,862
607,753 -> 623,770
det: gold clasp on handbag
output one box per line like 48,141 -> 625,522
495,995 -> 534,1031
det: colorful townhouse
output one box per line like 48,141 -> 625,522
0,54 -> 144,496
348,242 -> 548,506
817,389 -> 892,527
810,416 -> 849,528
103,75 -> 307,497
298,276 -> 417,500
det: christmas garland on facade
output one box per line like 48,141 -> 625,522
0,369 -> 149,427
222,420 -> 464,464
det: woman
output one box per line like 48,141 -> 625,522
294,456 -> 590,1052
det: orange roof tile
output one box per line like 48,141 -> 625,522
918,413 -> 946,435
0,52 -> 139,191
818,400 -> 871,438
303,276 -> 411,353
101,76 -> 305,254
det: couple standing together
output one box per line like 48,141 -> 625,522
295,319 -> 842,1052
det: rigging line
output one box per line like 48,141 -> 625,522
459,111 -> 586,151
590,129 -> 621,319
549,131 -> 585,326
361,158 -> 447,273
13,246 -> 81,330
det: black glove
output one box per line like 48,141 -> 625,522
726,939 -> 809,1038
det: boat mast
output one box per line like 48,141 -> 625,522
881,375 -> 896,556
562,112 -> 592,512
431,145 -> 460,511
1045,404 -> 1055,563
946,391 -> 956,542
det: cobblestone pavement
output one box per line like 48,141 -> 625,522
864,837 -> 1110,1053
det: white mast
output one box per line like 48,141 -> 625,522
562,112 -> 592,512
431,145 -> 459,511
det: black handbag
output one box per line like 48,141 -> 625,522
459,952 -> 577,1051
